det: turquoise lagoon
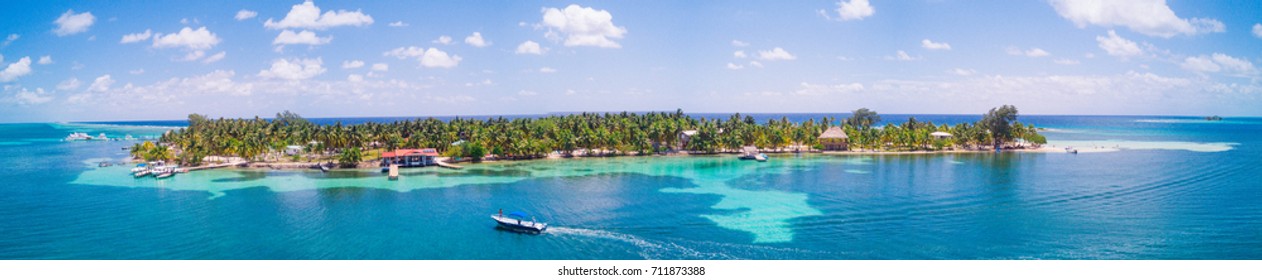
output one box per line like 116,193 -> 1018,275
1,115 -> 1260,259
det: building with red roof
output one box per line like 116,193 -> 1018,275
381,148 -> 439,167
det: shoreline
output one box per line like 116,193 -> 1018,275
170,147 -> 1057,171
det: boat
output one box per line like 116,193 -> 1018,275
154,169 -> 174,179
491,210 -> 547,233
755,153 -> 768,162
1065,147 -> 1078,154
130,163 -> 149,174
739,146 -> 762,160
133,169 -> 151,178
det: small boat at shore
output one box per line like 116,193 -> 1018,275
754,153 -> 768,162
491,210 -> 547,233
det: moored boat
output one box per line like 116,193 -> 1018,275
491,210 -> 547,233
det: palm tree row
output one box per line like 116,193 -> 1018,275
140,106 -> 1044,166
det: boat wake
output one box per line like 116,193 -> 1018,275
547,226 -> 735,260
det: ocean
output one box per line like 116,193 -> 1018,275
1,115 -> 1259,259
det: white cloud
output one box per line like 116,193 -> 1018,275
420,48 -> 461,68
1054,59 -> 1081,65
835,0 -> 875,21
539,67 -> 556,73
1007,47 -> 1051,57
1181,53 -> 1256,76
264,1 -> 374,30
388,21 -> 408,27
921,39 -> 951,51
129,69 -> 145,75
342,60 -> 365,69
1049,0 -> 1223,38
757,47 -> 796,61
887,50 -> 919,61
347,74 -> 364,82
120,29 -> 152,44
0,57 -> 32,82
371,63 -> 388,72
273,30 -> 332,45
153,27 -> 221,50
733,51 -> 747,58
541,4 -> 627,48
1096,30 -> 1143,57
726,63 -> 745,70
53,9 -> 95,36
235,10 -> 258,21
383,47 -> 461,68
258,58 -> 326,80
949,68 -> 975,76
515,40 -> 545,55
517,90 -> 538,96
202,51 -> 226,63
10,87 -> 52,105
181,50 -> 207,61
434,35 -> 452,45
57,78 -> 82,90
731,40 -> 749,47
464,32 -> 489,47
88,74 -> 115,92
38,56 -> 53,65
749,61 -> 764,68
1253,23 -> 1262,38
794,82 -> 865,96
2,34 -> 17,47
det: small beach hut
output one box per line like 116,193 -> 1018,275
284,145 -> 304,156
930,131 -> 953,140
381,148 -> 440,167
819,126 -> 849,151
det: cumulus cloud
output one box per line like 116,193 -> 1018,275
515,40 -> 545,55
120,29 -> 152,43
57,78 -> 82,90
726,63 -> 745,70
1096,30 -> 1142,57
539,67 -> 556,73
53,9 -> 95,36
1049,0 -> 1223,38
202,51 -> 226,63
10,87 -> 52,105
383,47 -> 461,68
834,0 -> 875,21
757,47 -> 796,61
921,39 -> 951,50
258,58 -> 326,80
264,1 -> 374,30
541,4 -> 627,48
465,32 -> 489,47
2,34 -> 17,47
1007,47 -> 1051,57
734,51 -> 747,58
433,35 -> 452,45
886,50 -> 919,61
1054,59 -> 1081,65
153,27 -> 221,50
371,63 -> 388,72
1181,53 -> 1256,76
88,74 -> 115,92
342,60 -> 364,69
235,10 -> 258,21
273,30 -> 332,45
388,21 -> 408,27
1254,24 -> 1262,38
731,40 -> 749,47
949,68 -> 976,76
347,74 -> 364,82
38,56 -> 53,65
0,57 -> 33,82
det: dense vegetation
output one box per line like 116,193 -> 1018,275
137,106 -> 1045,166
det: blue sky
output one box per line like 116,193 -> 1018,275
1,0 -> 1260,122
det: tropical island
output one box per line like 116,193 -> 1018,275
128,105 -> 1046,170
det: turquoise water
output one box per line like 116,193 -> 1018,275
1,116 -> 1260,259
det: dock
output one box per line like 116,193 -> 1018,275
388,164 -> 399,180
184,161 -> 247,171
435,160 -> 464,169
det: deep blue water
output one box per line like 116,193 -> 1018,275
1,115 -> 1260,259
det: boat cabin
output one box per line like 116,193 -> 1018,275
381,148 -> 439,167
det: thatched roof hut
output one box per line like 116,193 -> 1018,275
819,126 -> 849,151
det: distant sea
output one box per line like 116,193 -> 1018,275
2,114 -> 1259,259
